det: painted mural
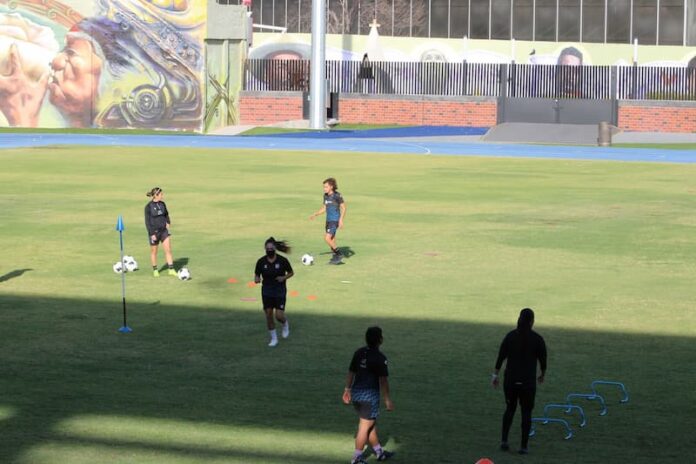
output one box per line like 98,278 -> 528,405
0,0 -> 205,130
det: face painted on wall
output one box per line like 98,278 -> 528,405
48,34 -> 103,127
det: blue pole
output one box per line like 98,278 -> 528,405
116,216 -> 132,333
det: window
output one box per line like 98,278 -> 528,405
558,0 -> 580,41
582,0 -> 605,42
658,0 -> 684,45
431,0 -> 450,37
450,0 -> 469,38
470,0 -> 490,39
275,0 -> 287,30
261,0 -> 274,25
491,0 -> 511,39
513,0 -> 533,40
535,0 -> 556,41
633,0 -> 657,45
607,0 -> 630,43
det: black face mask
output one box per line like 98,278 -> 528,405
266,249 -> 276,258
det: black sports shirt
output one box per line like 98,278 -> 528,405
254,255 -> 293,297
495,329 -> 547,388
145,201 -> 170,236
349,346 -> 389,391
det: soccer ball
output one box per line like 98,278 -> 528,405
113,261 -> 124,274
177,267 -> 191,280
301,254 -> 314,266
123,256 -> 139,272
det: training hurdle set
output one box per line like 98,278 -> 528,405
529,380 -> 629,440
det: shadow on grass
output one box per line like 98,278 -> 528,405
0,293 -> 693,463
158,257 -> 189,272
0,269 -> 32,283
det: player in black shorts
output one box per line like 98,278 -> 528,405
309,177 -> 346,264
254,237 -> 294,347
342,326 -> 395,464
144,187 -> 176,277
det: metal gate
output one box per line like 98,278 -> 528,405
497,64 -> 619,125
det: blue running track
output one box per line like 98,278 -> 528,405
1,132 -> 694,163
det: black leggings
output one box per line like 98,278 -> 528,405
502,384 -> 536,448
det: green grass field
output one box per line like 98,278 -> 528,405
1,146 -> 695,464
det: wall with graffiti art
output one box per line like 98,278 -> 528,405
0,0 -> 205,131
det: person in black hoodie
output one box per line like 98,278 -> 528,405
144,187 -> 176,277
492,308 -> 547,455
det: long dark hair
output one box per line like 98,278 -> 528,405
146,187 -> 162,198
365,326 -> 383,348
323,177 -> 338,191
517,308 -> 535,333
265,237 -> 291,253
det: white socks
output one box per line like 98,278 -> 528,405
282,320 -> 290,338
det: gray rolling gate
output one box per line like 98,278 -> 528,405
529,380 -> 629,441
498,64 -> 619,125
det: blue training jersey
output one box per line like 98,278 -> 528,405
324,191 -> 344,222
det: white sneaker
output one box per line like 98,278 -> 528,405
282,323 -> 290,339
268,338 -> 278,347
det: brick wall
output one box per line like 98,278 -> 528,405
239,92 -> 696,133
239,92 -> 303,125
618,101 -> 696,133
239,92 -> 497,127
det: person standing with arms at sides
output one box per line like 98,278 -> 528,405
254,238 -> 294,347
342,326 -> 395,464
144,187 -> 176,277
492,308 -> 547,455
309,177 -> 346,264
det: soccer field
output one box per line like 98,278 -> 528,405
1,146 -> 695,464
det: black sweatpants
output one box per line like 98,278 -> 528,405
502,383 -> 536,448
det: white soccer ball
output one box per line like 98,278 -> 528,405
124,258 -> 139,272
177,267 -> 191,280
301,254 -> 314,266
113,261 -> 124,274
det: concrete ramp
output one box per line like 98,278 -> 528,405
483,123 -> 618,145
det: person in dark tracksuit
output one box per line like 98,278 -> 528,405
254,237 -> 294,347
144,187 -> 176,277
492,308 -> 547,455
309,177 -> 346,264
342,326 -> 395,464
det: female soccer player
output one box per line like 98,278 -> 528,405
342,326 -> 395,464
144,187 -> 176,277
254,237 -> 294,347
492,308 -> 548,455
309,177 -> 346,264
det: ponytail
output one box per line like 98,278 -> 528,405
146,187 -> 162,198
265,237 -> 291,254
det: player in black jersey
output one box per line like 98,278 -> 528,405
144,187 -> 176,277
254,237 -> 294,347
492,308 -> 547,455
309,177 -> 346,264
342,326 -> 395,464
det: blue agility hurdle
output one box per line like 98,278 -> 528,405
566,393 -> 608,416
591,380 -> 629,404
529,418 -> 573,440
543,403 -> 587,427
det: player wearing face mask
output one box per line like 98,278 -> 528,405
254,237 -> 294,347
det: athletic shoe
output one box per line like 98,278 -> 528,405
518,448 -> 529,455
376,450 -> 395,461
168,269 -> 177,276
500,442 -> 510,451
153,270 -> 160,277
281,324 -> 290,339
350,457 -> 368,464
329,254 -> 343,264
268,338 -> 278,347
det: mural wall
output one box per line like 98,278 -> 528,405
0,0 -> 205,130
